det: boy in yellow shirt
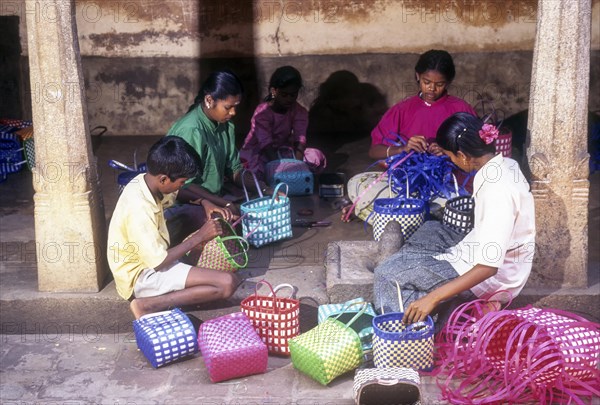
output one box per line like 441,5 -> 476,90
107,137 -> 239,319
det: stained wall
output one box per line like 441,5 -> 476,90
2,0 -> 599,139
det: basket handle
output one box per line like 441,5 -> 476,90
241,169 -> 263,202
252,279 -> 288,314
108,159 -> 136,172
253,279 -> 277,299
268,283 -> 296,299
138,309 -> 175,322
343,151 -> 415,222
381,280 -> 404,314
277,146 -> 296,160
335,301 -> 369,330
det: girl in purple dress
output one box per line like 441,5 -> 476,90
240,66 -> 326,179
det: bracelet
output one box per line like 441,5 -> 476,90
386,146 -> 392,158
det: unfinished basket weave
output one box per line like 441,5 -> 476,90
442,196 -> 474,234
435,300 -> 600,404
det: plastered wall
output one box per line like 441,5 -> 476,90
2,0 -> 599,138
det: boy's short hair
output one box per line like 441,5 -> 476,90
146,137 -> 201,181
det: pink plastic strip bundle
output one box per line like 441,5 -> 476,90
434,299 -> 600,404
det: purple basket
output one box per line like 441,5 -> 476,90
198,312 -> 268,382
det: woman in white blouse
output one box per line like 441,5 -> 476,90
374,112 -> 536,327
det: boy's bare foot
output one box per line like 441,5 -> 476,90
130,299 -> 151,320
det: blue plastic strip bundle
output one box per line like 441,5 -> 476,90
385,152 -> 468,201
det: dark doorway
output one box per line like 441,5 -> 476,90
0,16 -> 22,119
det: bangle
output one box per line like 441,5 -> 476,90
386,146 -> 392,158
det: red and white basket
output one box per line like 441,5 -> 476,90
241,280 -> 300,356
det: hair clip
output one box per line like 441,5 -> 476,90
457,128 -> 467,141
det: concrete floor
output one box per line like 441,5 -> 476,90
1,134 -> 599,404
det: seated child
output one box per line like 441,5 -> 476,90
342,50 -> 476,223
107,137 -> 239,319
374,112 -> 536,328
240,65 -> 326,179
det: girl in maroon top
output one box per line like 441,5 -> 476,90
370,50 -> 476,160
342,50 -> 476,222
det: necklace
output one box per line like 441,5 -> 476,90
419,92 -> 431,107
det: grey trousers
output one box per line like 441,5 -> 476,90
373,220 -> 475,328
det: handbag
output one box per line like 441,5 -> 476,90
197,312 -> 268,383
442,175 -> 475,234
196,217 -> 249,272
443,195 -> 474,234
318,297 -> 377,352
346,171 -> 396,224
240,170 -> 292,248
372,282 -> 434,371
132,308 -> 198,368
435,297 -> 600,404
240,280 -> 300,356
108,158 -> 147,194
371,174 -> 425,242
0,130 -> 26,178
265,146 -> 314,196
353,367 -> 422,405
289,302 -> 367,385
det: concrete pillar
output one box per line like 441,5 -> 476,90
25,0 -> 108,291
527,0 -> 591,288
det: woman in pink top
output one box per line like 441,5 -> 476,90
240,66 -> 326,179
342,50 -> 476,222
370,50 -> 476,160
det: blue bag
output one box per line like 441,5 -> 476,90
133,308 -> 198,368
240,170 -> 292,248
318,297 -> 377,352
265,147 -> 314,196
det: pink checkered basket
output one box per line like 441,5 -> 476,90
435,298 -> 600,404
196,217 -> 249,272
241,280 -> 300,356
197,312 -> 268,383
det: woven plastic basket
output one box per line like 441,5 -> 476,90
443,195 -> 474,234
241,280 -> 300,356
436,300 -> 600,404
133,308 -> 198,368
196,218 -> 248,272
495,128 -> 512,158
197,312 -> 268,383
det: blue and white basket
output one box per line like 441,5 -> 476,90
265,146 -> 314,196
133,308 -> 198,368
240,170 -> 292,248
0,130 -> 26,179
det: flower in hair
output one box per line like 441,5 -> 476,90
479,124 -> 499,144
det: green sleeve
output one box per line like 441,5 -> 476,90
225,124 -> 243,177
167,127 -> 206,188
